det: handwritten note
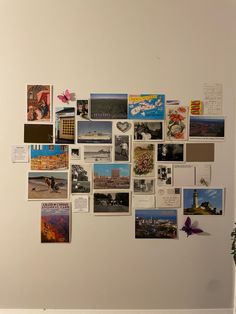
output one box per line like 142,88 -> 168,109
203,83 -> 223,115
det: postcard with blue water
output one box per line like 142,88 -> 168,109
128,94 -> 165,120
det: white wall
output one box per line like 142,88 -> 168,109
0,0 -> 235,310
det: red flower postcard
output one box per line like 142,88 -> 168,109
166,106 -> 188,141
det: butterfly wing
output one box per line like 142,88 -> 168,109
191,227 -> 203,234
64,89 -> 71,101
181,217 -> 193,236
57,95 -> 67,103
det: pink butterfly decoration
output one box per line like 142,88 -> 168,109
57,89 -> 73,104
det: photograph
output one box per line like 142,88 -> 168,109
114,135 -> 129,161
90,93 -> 128,119
94,192 -> 130,215
135,209 -> 177,239
77,99 -> 89,120
134,121 -> 163,141
55,107 -> 75,144
189,116 -> 225,140
28,172 -> 68,200
84,145 -> 112,163
133,178 -> 155,194
128,94 -> 165,120
71,164 -> 91,193
183,188 -> 224,215
165,106 -> 188,140
133,143 -> 155,176
157,144 -> 184,162
157,164 -> 172,186
24,124 -> 53,143
94,163 -> 130,189
27,84 -> 51,122
70,146 -> 81,161
41,202 -> 70,243
30,145 -> 69,170
77,121 -> 112,144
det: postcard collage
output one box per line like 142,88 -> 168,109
14,85 -> 225,242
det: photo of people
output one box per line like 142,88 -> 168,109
134,121 -> 163,141
27,85 -> 51,122
157,144 -> 185,162
114,135 -> 129,161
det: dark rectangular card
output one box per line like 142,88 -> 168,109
24,124 -> 53,143
186,143 -> 214,162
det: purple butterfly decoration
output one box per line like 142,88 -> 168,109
181,217 -> 203,237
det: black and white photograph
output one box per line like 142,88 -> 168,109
157,144 -> 185,162
84,145 -> 112,163
93,192 -> 130,215
133,179 -> 155,194
134,121 -> 163,141
71,164 -> 91,193
114,135 -> 129,162
70,146 -> 81,161
157,164 -> 173,186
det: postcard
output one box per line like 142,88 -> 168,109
77,99 -> 89,120
133,143 -> 155,176
70,145 -> 81,161
77,121 -> 112,144
190,100 -> 203,115
183,187 -> 224,215
24,124 -> 53,143
128,94 -> 165,120
133,178 -> 155,194
41,202 -> 70,243
165,105 -> 188,140
84,145 -> 112,163
11,145 -> 29,163
157,144 -> 185,162
157,164 -> 173,186
71,164 -> 91,193
116,121 -> 132,134
156,188 -> 181,208
94,163 -> 130,189
90,93 -> 128,119
195,164 -> 211,186
27,85 -> 51,122
114,135 -> 129,162
72,195 -> 89,213
30,145 -> 69,170
93,192 -> 130,215
173,164 -> 195,186
189,116 -> 225,140
134,121 -> 163,141
203,83 -> 223,115
28,172 -> 68,200
133,195 -> 155,209
186,143 -> 214,162
55,107 -> 75,144
135,209 -> 177,239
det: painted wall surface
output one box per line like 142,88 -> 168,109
0,0 -> 235,310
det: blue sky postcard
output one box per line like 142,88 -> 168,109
135,209 -> 177,239
183,187 -> 224,215
128,94 -> 165,120
94,163 -> 130,189
90,93 -> 128,119
30,145 -> 69,170
77,121 -> 112,144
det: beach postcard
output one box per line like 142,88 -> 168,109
128,94 -> 165,120
94,163 -> 130,189
77,121 -> 112,144
41,202 -> 70,243
30,145 -> 69,170
183,188 -> 224,215
90,93 -> 128,119
84,145 -> 112,163
28,172 -> 68,200
135,209 -> 177,239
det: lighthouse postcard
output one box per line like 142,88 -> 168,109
183,187 -> 224,215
